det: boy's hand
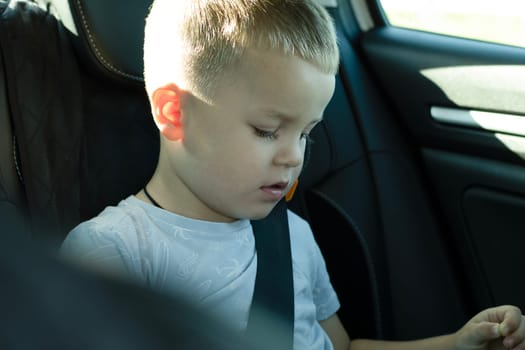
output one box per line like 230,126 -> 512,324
455,305 -> 525,350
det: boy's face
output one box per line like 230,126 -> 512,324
167,48 -> 335,222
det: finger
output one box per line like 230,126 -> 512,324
499,306 -> 523,336
504,315 -> 525,349
509,338 -> 525,350
471,322 -> 501,344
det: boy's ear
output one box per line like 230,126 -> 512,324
151,84 -> 184,141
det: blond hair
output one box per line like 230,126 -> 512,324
144,0 -> 339,101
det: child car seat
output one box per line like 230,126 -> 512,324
0,38 -> 29,238
0,0 -> 158,244
0,0 -> 469,342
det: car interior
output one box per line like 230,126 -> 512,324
1,0 -> 524,343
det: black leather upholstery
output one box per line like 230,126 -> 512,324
53,0 -> 151,84
0,39 -> 29,238
1,0 -> 83,241
0,0 -> 158,242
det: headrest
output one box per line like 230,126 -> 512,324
51,0 -> 337,85
52,0 -> 152,84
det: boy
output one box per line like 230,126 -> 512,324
61,1 -> 525,349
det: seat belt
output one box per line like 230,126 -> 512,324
248,199 -> 294,349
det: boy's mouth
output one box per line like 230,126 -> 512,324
260,181 -> 289,200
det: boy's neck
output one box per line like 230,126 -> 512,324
137,155 -> 237,223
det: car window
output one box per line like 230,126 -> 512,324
378,0 -> 525,48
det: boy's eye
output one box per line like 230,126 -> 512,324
253,127 -> 278,140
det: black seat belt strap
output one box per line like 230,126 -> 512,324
248,199 -> 294,349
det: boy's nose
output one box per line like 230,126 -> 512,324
275,140 -> 303,168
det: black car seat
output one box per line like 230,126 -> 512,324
0,34 -> 29,239
0,0 -> 158,245
0,0 -> 469,342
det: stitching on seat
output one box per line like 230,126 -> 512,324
75,0 -> 143,82
13,135 -> 23,183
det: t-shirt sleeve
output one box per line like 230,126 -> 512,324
311,236 -> 340,321
60,216 -> 144,284
287,210 -> 340,322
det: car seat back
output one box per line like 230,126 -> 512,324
0,0 -> 158,244
0,36 -> 29,238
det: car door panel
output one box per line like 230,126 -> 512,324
361,27 -> 525,160
359,24 -> 525,313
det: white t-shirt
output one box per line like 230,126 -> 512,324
61,196 -> 340,350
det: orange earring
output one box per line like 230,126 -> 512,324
285,179 -> 299,202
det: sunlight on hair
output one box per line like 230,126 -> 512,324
143,0 -> 339,102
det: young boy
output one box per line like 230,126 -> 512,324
61,1 -> 525,349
